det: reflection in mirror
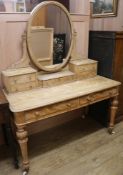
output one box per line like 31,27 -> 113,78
27,2 -> 73,72
31,4 -> 71,66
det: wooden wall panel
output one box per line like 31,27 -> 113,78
0,14 -> 29,87
90,0 -> 123,31
70,0 -> 90,15
71,15 -> 89,58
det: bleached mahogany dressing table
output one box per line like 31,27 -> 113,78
1,1 -> 121,174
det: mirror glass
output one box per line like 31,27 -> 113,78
27,1 -> 73,72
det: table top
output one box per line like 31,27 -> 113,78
5,76 -> 121,113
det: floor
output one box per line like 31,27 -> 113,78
0,117 -> 123,175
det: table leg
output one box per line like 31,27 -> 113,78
108,96 -> 118,134
16,125 -> 29,172
3,122 -> 19,168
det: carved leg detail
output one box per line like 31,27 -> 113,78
108,96 -> 118,134
16,125 -> 29,172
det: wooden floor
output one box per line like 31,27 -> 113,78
0,117 -> 123,175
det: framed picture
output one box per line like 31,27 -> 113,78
91,0 -> 118,18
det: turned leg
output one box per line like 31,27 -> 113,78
16,125 -> 29,173
108,96 -> 118,134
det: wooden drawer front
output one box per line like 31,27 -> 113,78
79,96 -> 89,106
77,71 -> 96,80
9,74 -> 36,85
92,88 -> 118,102
11,81 -> 37,93
79,88 -> 118,106
25,99 -> 79,123
77,64 -> 97,73
69,63 -> 97,74
42,75 -> 76,88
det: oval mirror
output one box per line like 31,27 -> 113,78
27,1 -> 74,72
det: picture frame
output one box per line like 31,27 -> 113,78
91,0 -> 118,18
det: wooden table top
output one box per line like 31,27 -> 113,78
5,76 -> 121,113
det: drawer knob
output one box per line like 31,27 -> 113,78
35,112 -> 40,117
87,96 -> 94,102
67,103 -> 71,108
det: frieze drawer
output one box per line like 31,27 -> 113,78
25,98 -> 79,123
79,88 -> 118,105
92,88 -> 118,103
9,74 -> 36,85
11,81 -> 37,93
2,67 -> 38,93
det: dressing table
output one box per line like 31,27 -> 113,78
1,2 -> 121,174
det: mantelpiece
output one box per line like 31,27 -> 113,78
1,2 -> 121,174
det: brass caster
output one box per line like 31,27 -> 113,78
23,171 -> 28,175
22,168 -> 29,175
108,127 -> 115,134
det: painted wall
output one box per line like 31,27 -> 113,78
90,0 -> 123,31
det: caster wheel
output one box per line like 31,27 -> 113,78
23,171 -> 28,175
108,127 -> 115,134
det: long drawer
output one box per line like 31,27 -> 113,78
24,87 -> 118,124
25,98 -> 79,123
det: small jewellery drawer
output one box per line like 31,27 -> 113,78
11,81 -> 37,93
77,64 -> 97,73
2,67 -> 38,93
9,74 -> 36,85
25,98 -> 79,122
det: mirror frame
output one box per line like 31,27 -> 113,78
27,1 -> 74,72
